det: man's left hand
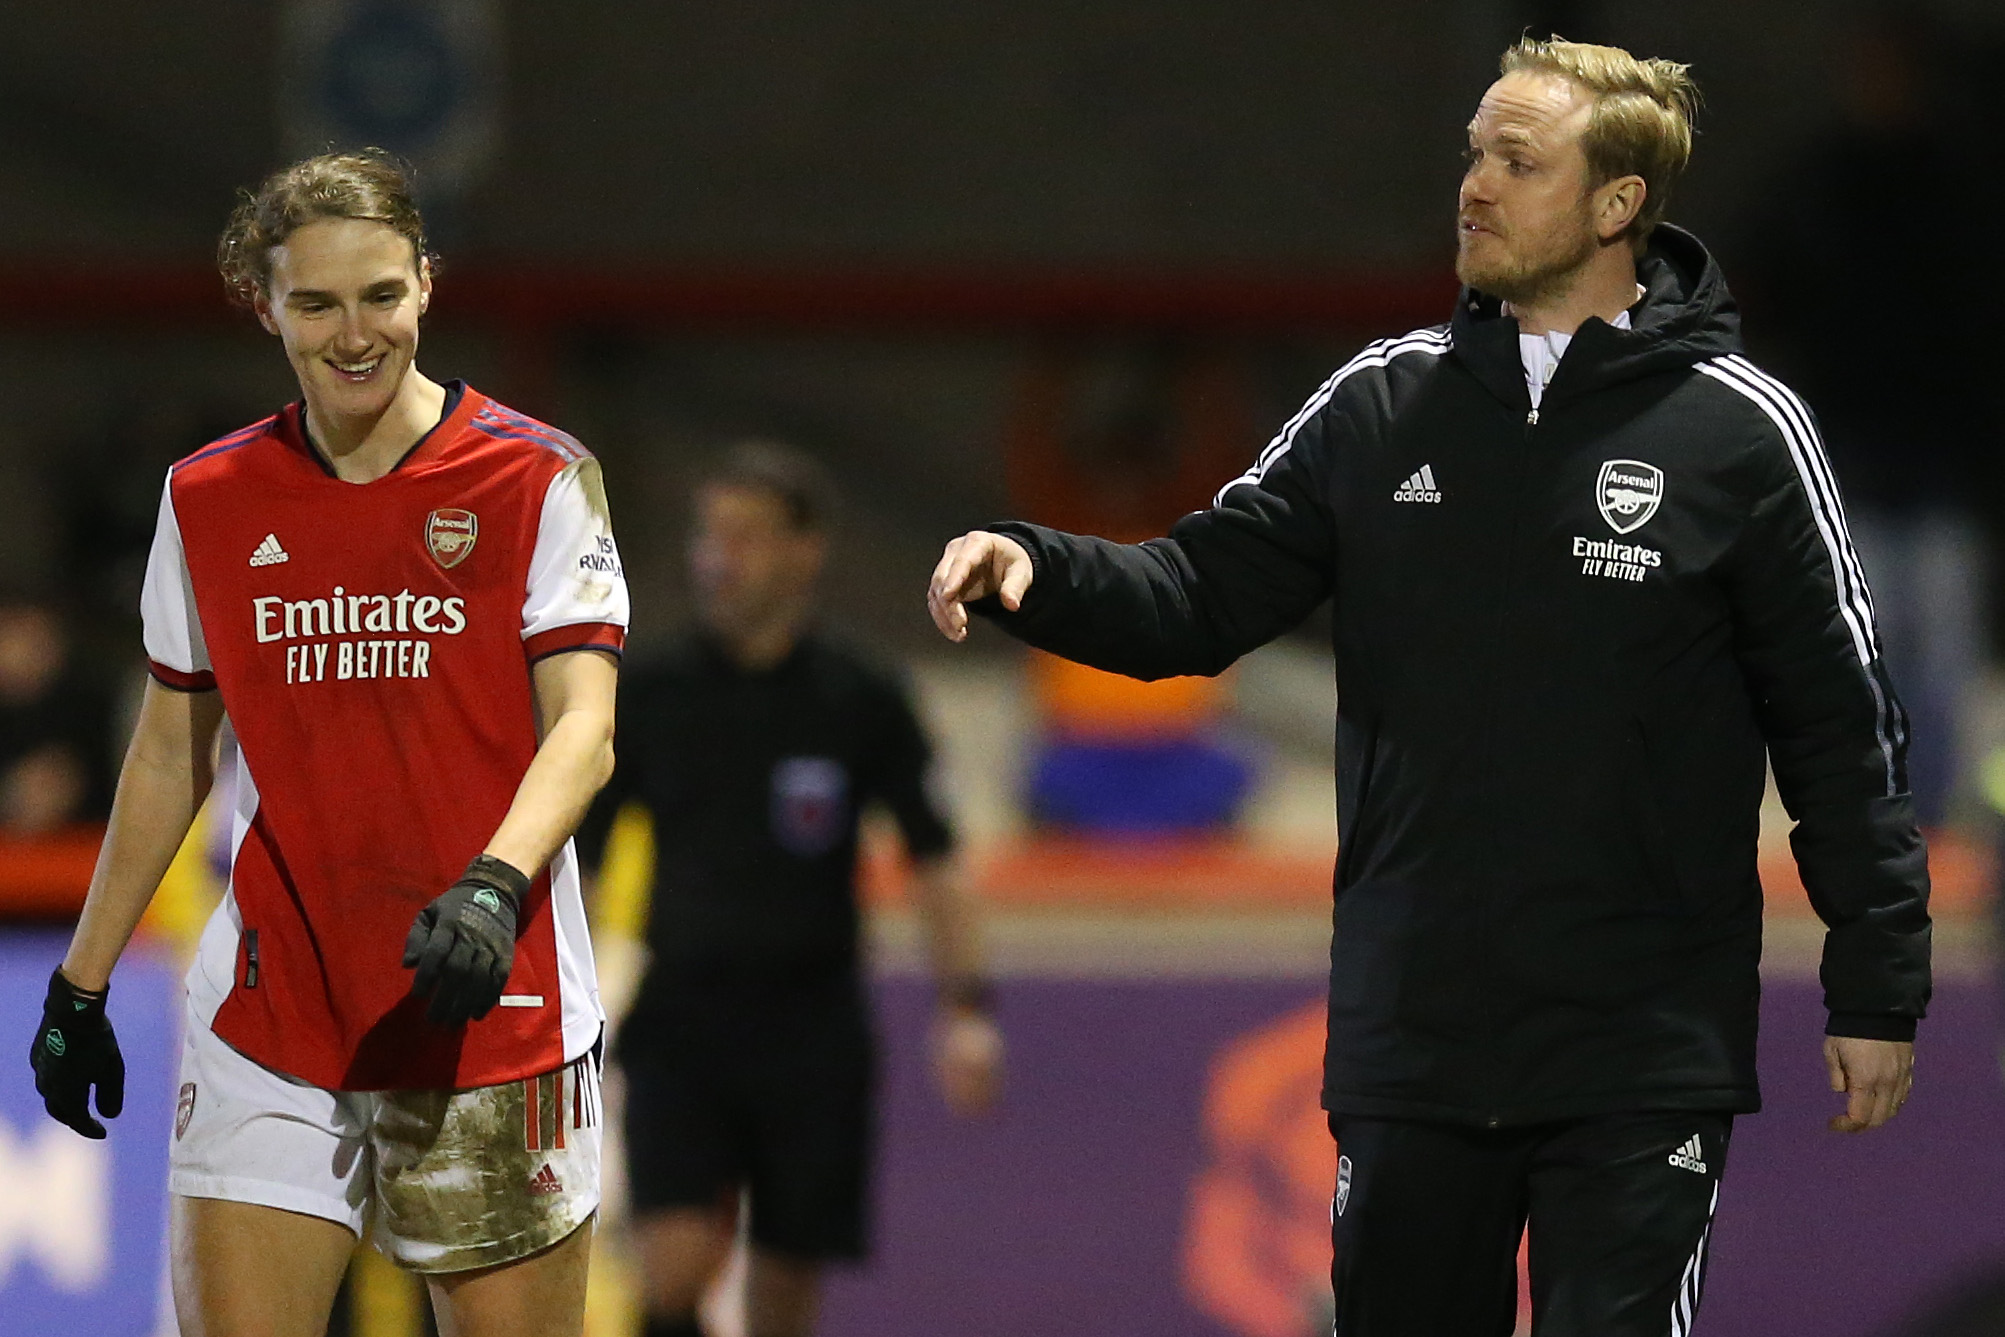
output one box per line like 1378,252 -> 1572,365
1823,1036 -> 1913,1133
932,1007 -> 1004,1116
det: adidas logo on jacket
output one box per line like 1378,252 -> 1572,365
1393,465 -> 1441,503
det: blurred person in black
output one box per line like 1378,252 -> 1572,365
931,37 -> 1930,1337
585,443 -> 1002,1337
1738,5 -> 1997,828
0,600 -> 114,834
55,398 -> 246,630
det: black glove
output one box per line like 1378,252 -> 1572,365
403,854 -> 529,1024
30,969 -> 125,1139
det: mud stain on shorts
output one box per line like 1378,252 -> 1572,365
370,1051 -> 601,1273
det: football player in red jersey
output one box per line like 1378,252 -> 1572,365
28,150 -> 628,1337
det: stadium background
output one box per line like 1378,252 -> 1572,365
2,1 -> 2003,1333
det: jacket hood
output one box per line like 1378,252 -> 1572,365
1449,223 -> 1744,411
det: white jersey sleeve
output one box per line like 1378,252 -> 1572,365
521,457 -> 631,659
142,475 -> 215,689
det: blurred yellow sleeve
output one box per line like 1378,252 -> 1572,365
593,800 -> 654,943
137,798 -> 222,954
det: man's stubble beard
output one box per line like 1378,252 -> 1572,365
1455,201 -> 1601,309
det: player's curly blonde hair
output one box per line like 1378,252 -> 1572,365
216,148 -> 437,308
1501,37 -> 1700,244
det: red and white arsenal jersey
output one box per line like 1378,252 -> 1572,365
141,384 -> 628,1091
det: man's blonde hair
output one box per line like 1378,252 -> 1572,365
1500,37 -> 1699,243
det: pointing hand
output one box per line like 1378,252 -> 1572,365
927,532 -> 1033,642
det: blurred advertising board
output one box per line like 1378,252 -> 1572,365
0,932 -> 175,1337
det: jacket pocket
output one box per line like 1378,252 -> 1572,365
1622,719 -> 1688,912
1333,716 -> 1380,892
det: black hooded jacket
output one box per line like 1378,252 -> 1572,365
979,226 -> 1932,1125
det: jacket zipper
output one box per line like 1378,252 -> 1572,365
243,929 -> 260,989
1479,399 -> 1538,1127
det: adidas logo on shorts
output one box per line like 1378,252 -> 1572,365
528,1163 -> 564,1195
1667,1135 -> 1708,1175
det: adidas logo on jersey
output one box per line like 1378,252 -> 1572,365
528,1163 -> 564,1195
1668,1135 -> 1708,1175
1393,465 -> 1441,504
248,534 -> 290,567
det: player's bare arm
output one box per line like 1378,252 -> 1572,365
927,531 -> 1032,642
62,682 -> 227,990
1825,1036 -> 1915,1133
32,681 -> 226,1138
908,853 -> 1004,1115
404,648 -> 618,1023
487,648 -> 620,874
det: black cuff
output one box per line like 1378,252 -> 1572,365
50,968 -> 107,1003
46,969 -> 108,1022
968,523 -> 1044,623
463,854 -> 532,908
1825,1011 -> 1917,1042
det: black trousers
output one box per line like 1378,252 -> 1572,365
1329,1110 -> 1732,1337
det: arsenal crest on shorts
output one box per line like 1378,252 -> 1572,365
176,1081 -> 197,1141
427,509 -> 480,568
1596,459 -> 1664,535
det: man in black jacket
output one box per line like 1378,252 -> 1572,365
929,38 -> 1928,1337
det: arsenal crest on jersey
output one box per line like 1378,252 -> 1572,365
1596,459 -> 1664,535
771,756 -> 850,857
427,509 -> 480,568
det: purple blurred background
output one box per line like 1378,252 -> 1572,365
831,973 -> 2005,1337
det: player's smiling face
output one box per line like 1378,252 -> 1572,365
1456,71 -> 1602,304
256,218 -> 431,423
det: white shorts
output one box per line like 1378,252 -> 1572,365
168,1005 -> 602,1273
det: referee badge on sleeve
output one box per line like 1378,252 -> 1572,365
1334,1154 -> 1353,1217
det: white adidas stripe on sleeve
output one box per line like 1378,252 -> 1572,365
1696,355 -> 1900,795
1695,357 -> 1877,665
1214,329 -> 1453,506
1719,355 -> 1878,628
